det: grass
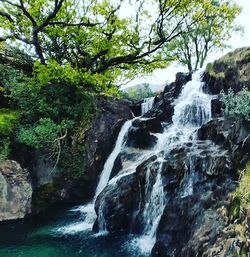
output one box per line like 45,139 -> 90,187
0,108 -> 20,136
236,161 -> 250,204
205,62 -> 225,78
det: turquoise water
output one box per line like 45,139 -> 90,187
0,206 -> 147,257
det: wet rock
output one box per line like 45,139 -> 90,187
144,72 -> 191,124
132,118 -> 164,134
130,100 -> 143,117
94,172 -> 140,232
0,160 -> 32,221
198,118 -> 250,165
126,126 -> 157,149
81,97 -> 133,199
172,72 -> 192,97
211,98 -> 223,117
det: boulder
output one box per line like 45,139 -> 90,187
0,160 -> 32,221
94,172 -> 140,232
126,126 -> 157,149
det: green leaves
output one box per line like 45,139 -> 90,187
17,118 -> 61,150
167,0 -> 242,71
220,88 -> 250,122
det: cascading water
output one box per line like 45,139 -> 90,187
132,70 -> 212,252
57,70 -> 212,255
57,119 -> 135,234
58,95 -> 156,234
141,97 -> 154,115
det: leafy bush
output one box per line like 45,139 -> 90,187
220,88 -> 250,122
0,108 -> 20,136
0,108 -> 20,162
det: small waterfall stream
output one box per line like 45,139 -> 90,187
141,97 -> 154,115
57,119 -> 135,234
58,70 -> 213,254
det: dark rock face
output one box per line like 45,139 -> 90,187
172,72 -> 192,97
150,123 -> 249,256
85,98 -> 133,196
126,125 -> 158,149
143,72 -> 191,124
204,47 -> 250,94
130,100 -> 143,117
197,118 -> 250,165
94,172 -> 140,232
93,50 -> 249,256
151,145 -> 234,257
0,160 -> 32,221
211,98 -> 223,117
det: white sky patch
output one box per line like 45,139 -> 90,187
121,0 -> 250,89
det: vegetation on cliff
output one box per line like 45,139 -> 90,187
0,0 -> 241,168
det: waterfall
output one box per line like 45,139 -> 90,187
57,119 -> 134,234
95,119 -> 134,198
133,70 -> 212,252
57,70 -> 212,254
141,97 -> 154,115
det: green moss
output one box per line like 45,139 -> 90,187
33,182 -> 57,210
0,138 -> 10,162
218,47 -> 250,63
205,62 -> 225,78
228,161 -> 250,221
0,108 -> 20,136
229,195 -> 241,221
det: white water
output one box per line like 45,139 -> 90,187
134,70 -> 212,252
141,97 -> 154,115
95,119 -> 134,197
57,119 -> 134,234
57,70 -> 212,254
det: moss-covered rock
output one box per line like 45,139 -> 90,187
204,47 -> 250,94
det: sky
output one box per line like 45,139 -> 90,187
122,0 -> 250,89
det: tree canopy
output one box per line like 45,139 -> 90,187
0,0 -> 241,89
167,0 -> 241,72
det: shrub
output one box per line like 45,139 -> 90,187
220,88 -> 250,122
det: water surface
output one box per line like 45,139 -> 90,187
0,206 -> 147,257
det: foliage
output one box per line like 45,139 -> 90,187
0,108 -> 20,161
168,0 -> 241,71
0,138 -> 10,162
220,88 -> 250,122
0,108 -> 20,136
11,76 -> 96,169
235,162 -> 250,206
0,42 -> 33,74
122,83 -> 155,101
17,118 -> 62,150
0,0 -> 238,87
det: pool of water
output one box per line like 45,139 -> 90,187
0,206 -> 148,257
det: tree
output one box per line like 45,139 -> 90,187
167,0 -> 241,72
0,0 -> 219,90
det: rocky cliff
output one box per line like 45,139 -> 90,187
0,97 -> 133,221
94,48 -> 250,257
